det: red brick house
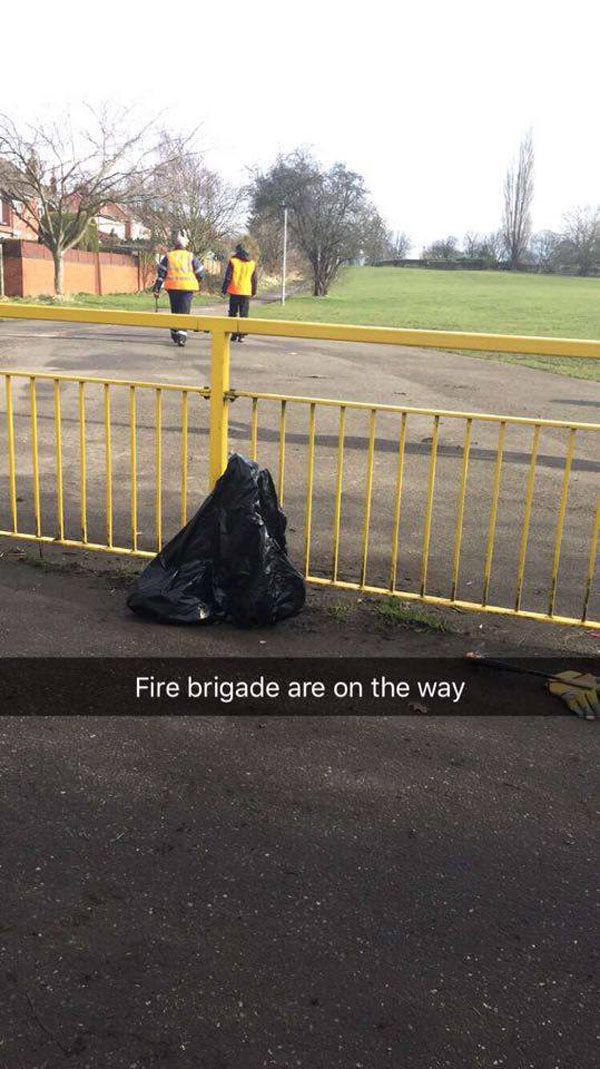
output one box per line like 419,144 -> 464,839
1,193 -> 149,245
0,193 -> 151,297
0,195 -> 38,240
95,203 -> 151,243
0,194 -> 146,298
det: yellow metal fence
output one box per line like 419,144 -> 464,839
233,390 -> 600,628
0,303 -> 599,629
1,369 -> 209,558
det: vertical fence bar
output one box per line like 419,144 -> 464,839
331,406 -> 346,583
208,329 -> 230,488
130,386 -> 138,553
419,415 -> 440,597
581,496 -> 600,622
389,413 -> 408,592
250,398 -> 258,461
482,421 -> 506,606
78,381 -> 87,543
29,377 -> 41,538
54,380 -> 64,541
303,404 -> 316,576
360,409 -> 377,588
514,423 -> 541,613
104,384 -> 113,548
155,388 -> 162,551
180,391 -> 189,528
5,375 -> 18,533
450,418 -> 473,601
548,428 -> 576,617
278,400 -> 287,503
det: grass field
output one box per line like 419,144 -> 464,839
256,267 -> 600,335
255,267 -> 600,382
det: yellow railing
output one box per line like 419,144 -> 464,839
232,389 -> 600,628
0,302 -> 599,628
1,368 -> 209,558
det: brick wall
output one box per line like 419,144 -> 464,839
2,246 -> 23,295
2,241 -> 142,297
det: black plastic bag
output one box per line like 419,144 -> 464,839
126,453 -> 306,627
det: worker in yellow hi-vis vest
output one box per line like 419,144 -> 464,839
153,234 -> 204,347
221,243 -> 257,342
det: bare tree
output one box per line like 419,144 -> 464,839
249,151 -> 376,296
502,131 -> 534,270
388,231 -> 411,259
557,207 -> 600,276
137,133 -> 243,258
463,232 -> 482,259
247,212 -> 308,276
462,231 -> 502,265
422,236 -> 460,261
247,213 -> 284,273
529,230 -> 560,273
0,105 -> 176,296
483,231 -> 504,263
359,208 -> 395,265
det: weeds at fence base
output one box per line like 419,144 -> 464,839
327,601 -> 356,623
374,598 -> 456,634
8,545 -> 142,584
325,593 -> 459,635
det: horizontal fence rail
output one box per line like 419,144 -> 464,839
0,303 -> 599,629
3,301 -> 600,358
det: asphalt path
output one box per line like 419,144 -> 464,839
1,709 -> 598,1069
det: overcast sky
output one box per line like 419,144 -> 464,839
4,0 -> 599,253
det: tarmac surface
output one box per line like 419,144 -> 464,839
0,310 -> 599,1067
1,698 -> 598,1068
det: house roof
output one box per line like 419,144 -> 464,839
96,203 -> 130,223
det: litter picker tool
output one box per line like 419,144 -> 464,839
466,652 -> 599,720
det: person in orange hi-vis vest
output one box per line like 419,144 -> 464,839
221,243 -> 257,342
153,234 -> 204,347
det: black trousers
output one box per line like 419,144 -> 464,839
228,294 -> 250,337
167,290 -> 194,339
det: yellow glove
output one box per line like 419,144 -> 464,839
547,671 -> 600,720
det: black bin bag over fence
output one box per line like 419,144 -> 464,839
126,454 -> 306,627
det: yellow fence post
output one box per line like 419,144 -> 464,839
208,325 -> 231,488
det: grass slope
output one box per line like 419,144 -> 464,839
254,267 -> 600,382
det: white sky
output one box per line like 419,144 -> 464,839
4,0 -> 599,252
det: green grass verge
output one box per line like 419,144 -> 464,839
254,267 -> 600,382
373,598 -> 454,634
326,601 -> 355,622
2,291 -> 217,312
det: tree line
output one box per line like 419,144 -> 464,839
422,207 -> 600,277
422,132 -> 600,277
0,108 -> 598,299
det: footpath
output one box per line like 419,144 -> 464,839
0,543 -> 598,1068
0,542 -> 597,657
